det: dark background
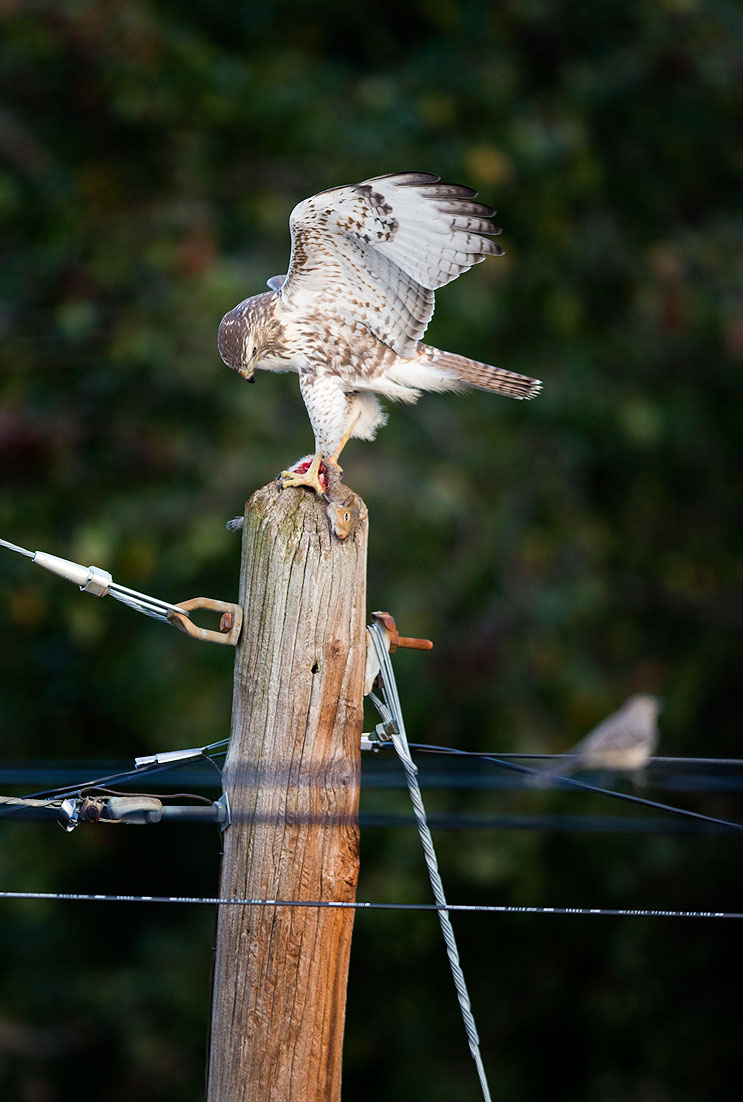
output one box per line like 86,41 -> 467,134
1,2 -> 742,1099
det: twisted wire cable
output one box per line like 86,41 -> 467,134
0,794 -> 61,810
368,624 -> 492,1102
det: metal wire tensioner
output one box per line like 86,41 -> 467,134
365,615 -> 493,1102
0,537 -> 242,645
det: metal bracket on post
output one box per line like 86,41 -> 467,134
167,598 -> 243,646
363,610 -> 432,695
215,791 -> 231,831
363,611 -> 433,754
370,610 -> 433,653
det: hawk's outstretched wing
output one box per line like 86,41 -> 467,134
278,172 -> 503,358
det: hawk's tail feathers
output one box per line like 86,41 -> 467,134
423,347 -> 542,400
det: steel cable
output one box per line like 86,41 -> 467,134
368,624 -> 492,1102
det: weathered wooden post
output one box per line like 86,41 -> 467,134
206,480 -> 368,1101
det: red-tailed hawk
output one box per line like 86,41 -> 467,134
218,171 -> 541,494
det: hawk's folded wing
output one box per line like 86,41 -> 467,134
278,172 -> 503,358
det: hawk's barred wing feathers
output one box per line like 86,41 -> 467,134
279,172 -> 503,358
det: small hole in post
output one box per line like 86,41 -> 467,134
311,663 -> 319,674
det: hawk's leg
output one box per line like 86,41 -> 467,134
278,371 -> 349,494
332,409 -> 362,464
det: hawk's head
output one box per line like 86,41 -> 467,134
218,291 -> 282,382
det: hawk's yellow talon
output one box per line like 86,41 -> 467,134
279,469 -> 326,495
279,453 -> 326,495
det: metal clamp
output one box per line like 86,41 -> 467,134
366,623 -> 419,774
57,797 -> 81,832
79,565 -> 113,597
361,719 -> 397,752
105,796 -> 163,824
370,611 -> 433,653
135,746 -> 207,769
167,598 -> 243,646
364,611 -> 432,695
215,791 -> 231,831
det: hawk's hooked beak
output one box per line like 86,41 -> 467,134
241,352 -> 257,383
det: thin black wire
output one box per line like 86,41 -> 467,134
0,753 -> 226,820
358,810 -> 738,834
2,743 -> 742,833
408,743 -> 743,835
5,754 -> 743,792
0,803 -> 736,833
24,763 -> 174,800
27,739 -> 229,801
201,752 -> 226,779
427,753 -> 743,767
0,741 -> 739,911
0,767 -> 158,819
4,753 -> 740,828
2,749 -> 742,794
79,785 -> 216,807
0,891 -> 740,920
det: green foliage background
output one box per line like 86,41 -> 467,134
1,1 -> 741,1098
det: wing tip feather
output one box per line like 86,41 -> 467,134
364,170 -> 441,187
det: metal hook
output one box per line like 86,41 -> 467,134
167,598 -> 243,646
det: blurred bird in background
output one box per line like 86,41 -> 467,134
535,694 -> 662,785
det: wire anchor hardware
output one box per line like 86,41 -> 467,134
0,537 -> 242,645
54,794 -> 230,830
366,621 -> 492,1102
362,611 -> 432,751
370,610 -> 433,653
363,610 -> 432,698
167,597 -> 242,646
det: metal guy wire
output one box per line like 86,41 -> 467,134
0,538 -> 34,558
368,623 -> 493,1102
0,536 -> 186,623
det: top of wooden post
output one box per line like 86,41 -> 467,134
245,478 -> 367,550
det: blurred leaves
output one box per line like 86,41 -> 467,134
1,0 -> 742,1098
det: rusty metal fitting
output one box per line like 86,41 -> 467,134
79,796 -> 107,823
167,597 -> 243,646
370,611 -> 433,653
